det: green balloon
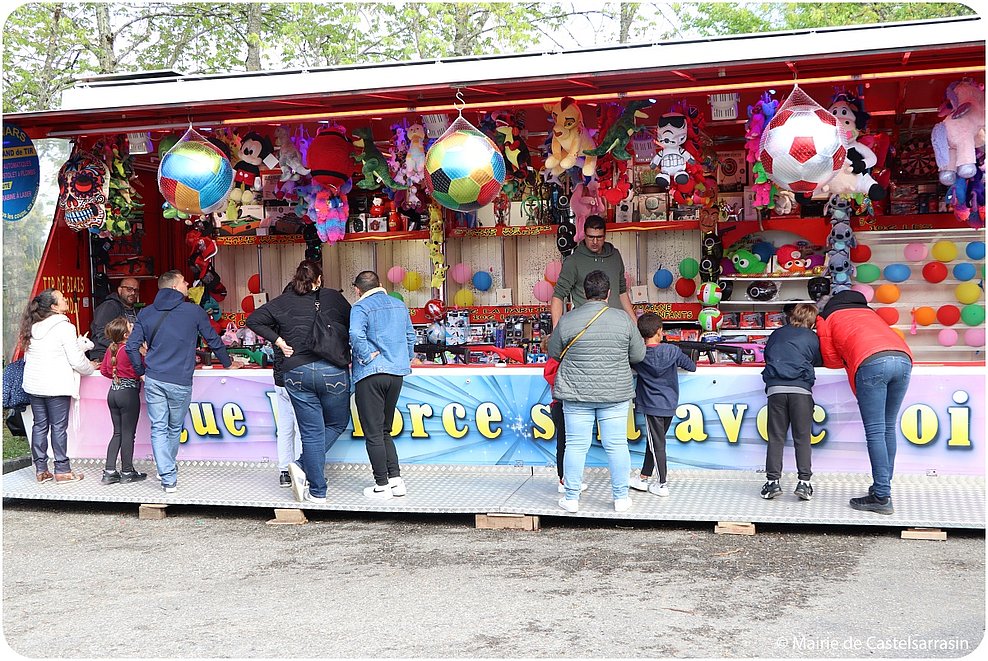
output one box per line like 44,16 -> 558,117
388,291 -> 404,301
961,304 -> 985,326
856,263 -> 881,284
679,257 -> 700,279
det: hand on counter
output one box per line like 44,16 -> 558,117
227,361 -> 244,370
411,357 -> 424,366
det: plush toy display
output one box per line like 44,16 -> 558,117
827,222 -> 857,252
731,249 -> 766,275
826,249 -> 855,290
405,123 -> 427,185
186,220 -> 218,283
274,125 -> 310,183
810,92 -> 886,200
584,99 -> 653,160
570,181 -> 605,242
776,244 -> 808,274
543,97 -> 597,179
352,127 -> 407,191
744,91 -> 779,163
649,111 -> 695,191
931,78 -> 986,186
227,131 -> 276,218
305,125 -> 355,194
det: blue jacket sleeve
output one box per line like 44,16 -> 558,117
405,313 -> 416,360
124,315 -> 147,376
349,304 -> 373,365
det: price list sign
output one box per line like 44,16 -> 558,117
3,123 -> 40,221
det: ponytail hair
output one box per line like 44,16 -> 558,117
290,260 -> 323,295
18,288 -> 59,351
104,316 -> 130,384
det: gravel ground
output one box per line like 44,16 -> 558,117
2,500 -> 984,658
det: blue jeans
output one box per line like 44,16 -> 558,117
562,400 -> 631,501
144,377 -> 193,487
284,360 -> 351,498
854,353 -> 912,499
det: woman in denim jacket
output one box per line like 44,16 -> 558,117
349,270 -> 419,500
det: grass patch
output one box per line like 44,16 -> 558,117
3,411 -> 30,460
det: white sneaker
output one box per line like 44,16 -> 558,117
557,481 -> 589,493
614,496 -> 633,512
363,484 -> 393,500
557,497 -> 579,513
287,462 -> 307,502
388,476 -> 407,497
649,482 -> 670,497
303,490 -> 326,503
629,474 -> 651,491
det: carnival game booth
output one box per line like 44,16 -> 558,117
3,18 -> 984,529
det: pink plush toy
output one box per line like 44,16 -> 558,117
570,181 -> 605,242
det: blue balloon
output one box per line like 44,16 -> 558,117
653,268 -> 674,289
751,241 -> 776,265
472,270 -> 493,291
966,241 -> 985,261
953,262 -> 977,282
883,263 -> 911,283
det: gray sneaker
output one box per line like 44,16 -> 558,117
760,480 -> 782,499
794,481 -> 813,501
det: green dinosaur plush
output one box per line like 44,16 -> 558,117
351,127 -> 407,190
584,99 -> 654,160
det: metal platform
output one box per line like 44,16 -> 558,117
3,460 -> 984,529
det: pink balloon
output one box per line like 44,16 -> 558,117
450,262 -> 473,285
903,242 -> 928,262
851,284 -> 874,302
938,329 -> 958,347
386,266 -> 406,284
533,280 -> 554,303
964,328 -> 985,347
544,260 -> 562,284
625,273 -> 634,290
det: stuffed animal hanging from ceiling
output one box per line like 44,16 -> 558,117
813,91 -> 885,201
227,131 -> 277,219
931,78 -> 985,187
543,97 -> 597,180
305,124 -> 356,194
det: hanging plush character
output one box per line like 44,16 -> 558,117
274,125 -> 310,183
827,222 -> 857,252
492,111 -> 534,187
826,250 -> 855,290
186,221 -> 218,282
306,125 -> 356,194
227,132 -> 275,219
751,161 -> 775,209
352,127 -> 407,190
650,111 -> 695,192
824,194 -> 853,223
815,92 -> 885,200
584,99 -> 653,161
931,78 -> 986,186
569,181 -> 605,242
404,122 -> 427,193
543,97 -> 597,179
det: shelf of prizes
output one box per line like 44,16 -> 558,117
7,17 -> 983,476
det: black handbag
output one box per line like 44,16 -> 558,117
5,406 -> 27,437
310,293 -> 351,368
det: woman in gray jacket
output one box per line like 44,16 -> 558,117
548,270 -> 646,513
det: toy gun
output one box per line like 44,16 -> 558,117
666,340 -> 763,365
228,347 -> 267,366
414,343 -> 527,365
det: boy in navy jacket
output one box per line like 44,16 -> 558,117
630,313 -> 696,496
760,303 -> 823,501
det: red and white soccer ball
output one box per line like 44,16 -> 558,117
758,105 -> 846,194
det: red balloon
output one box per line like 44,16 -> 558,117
241,294 -> 255,314
675,277 -> 697,298
247,273 -> 261,295
922,261 -> 948,283
937,304 -> 961,326
849,244 -> 872,263
875,307 -> 899,325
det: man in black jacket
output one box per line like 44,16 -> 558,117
89,277 -> 140,359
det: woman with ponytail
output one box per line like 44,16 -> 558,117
98,316 -> 147,485
20,289 -> 96,483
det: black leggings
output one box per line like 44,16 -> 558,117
355,373 -> 404,486
641,415 -> 672,483
552,400 -> 566,480
106,385 -> 141,472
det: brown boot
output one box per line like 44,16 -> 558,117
53,471 -> 85,484
36,471 -> 54,483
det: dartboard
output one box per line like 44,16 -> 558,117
898,136 -> 937,179
720,156 -> 738,177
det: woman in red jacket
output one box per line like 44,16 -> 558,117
817,290 -> 912,515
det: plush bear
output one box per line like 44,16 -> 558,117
543,97 -> 597,179
931,78 -> 986,186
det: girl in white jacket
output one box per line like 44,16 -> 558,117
20,289 -> 96,483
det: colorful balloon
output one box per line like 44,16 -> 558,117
875,307 -> 899,325
931,240 -> 958,262
247,273 -> 261,295
961,304 -> 985,326
533,280 -> 554,303
544,260 -> 562,284
913,306 -> 936,326
875,284 -> 900,304
653,268 -> 674,289
964,328 -> 986,347
922,261 -> 948,283
903,243 -> 928,262
953,263 -> 976,282
883,263 -> 911,283
453,288 -> 474,306
937,305 -> 961,326
855,263 -> 881,283
851,283 -> 874,302
472,271 -> 493,291
956,281 -> 982,305
424,119 -> 506,212
388,291 -> 404,302
450,263 -> 473,285
402,271 -> 422,291
679,258 -> 700,279
965,241 -> 985,260
938,328 -> 959,347
387,266 -> 407,284
849,244 -> 872,263
241,295 -> 255,314
157,128 -> 234,215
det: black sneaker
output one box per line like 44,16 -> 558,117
849,494 -> 894,515
760,480 -> 782,499
794,481 -> 813,501
119,470 -> 147,483
279,471 -> 291,488
100,470 -> 120,485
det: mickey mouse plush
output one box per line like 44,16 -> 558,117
228,132 -> 275,215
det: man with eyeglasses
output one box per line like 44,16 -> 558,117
551,215 -> 636,326
88,277 -> 141,359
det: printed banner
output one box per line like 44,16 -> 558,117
69,367 -> 984,476
2,123 -> 40,221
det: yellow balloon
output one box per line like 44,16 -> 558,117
453,288 -> 475,307
875,284 -> 900,304
402,271 -> 422,291
931,240 -> 958,263
956,281 -> 982,305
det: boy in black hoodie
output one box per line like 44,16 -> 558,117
630,313 -> 696,496
760,303 -> 823,501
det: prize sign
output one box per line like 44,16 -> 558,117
2,123 -> 40,221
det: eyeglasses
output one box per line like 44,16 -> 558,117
585,233 -> 606,241
119,286 -> 139,292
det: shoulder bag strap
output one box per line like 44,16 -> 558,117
146,308 -> 175,351
559,306 -> 608,360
